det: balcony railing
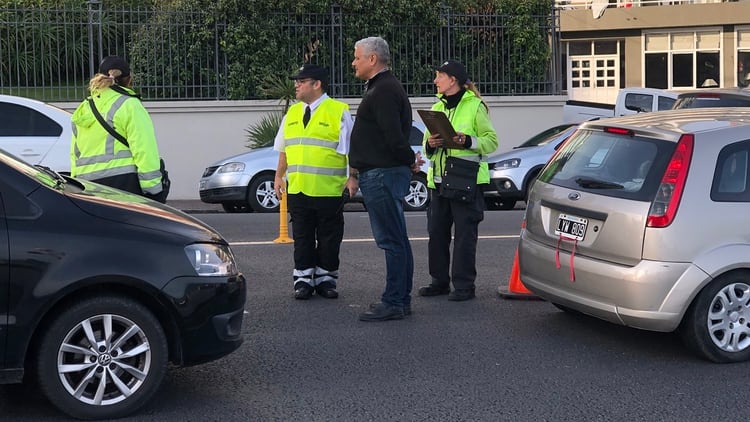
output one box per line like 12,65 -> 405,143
555,0 -> 728,9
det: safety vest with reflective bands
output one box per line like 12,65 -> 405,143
70,86 -> 163,195
283,99 -> 349,197
423,89 -> 499,189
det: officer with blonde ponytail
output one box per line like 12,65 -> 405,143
419,60 -> 498,302
71,56 -> 166,202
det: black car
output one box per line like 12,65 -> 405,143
0,149 -> 246,419
672,88 -> 750,109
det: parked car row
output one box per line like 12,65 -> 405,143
7,94 -> 750,420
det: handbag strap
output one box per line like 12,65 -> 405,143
88,97 -> 130,148
87,86 -> 140,148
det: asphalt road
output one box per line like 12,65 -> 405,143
1,208 -> 746,421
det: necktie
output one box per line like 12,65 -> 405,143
303,105 -> 311,128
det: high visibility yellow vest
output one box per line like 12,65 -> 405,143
283,99 -> 348,197
424,90 -> 494,189
70,86 -> 162,195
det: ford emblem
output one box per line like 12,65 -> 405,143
568,192 -> 581,200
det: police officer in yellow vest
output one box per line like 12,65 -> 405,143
273,64 -> 355,300
419,60 -> 498,301
70,56 -> 165,202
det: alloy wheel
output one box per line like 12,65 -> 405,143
707,282 -> 750,353
57,314 -> 151,406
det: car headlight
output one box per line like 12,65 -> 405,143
184,244 -> 238,276
491,158 -> 521,170
218,162 -> 245,173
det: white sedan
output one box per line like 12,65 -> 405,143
199,121 -> 430,213
0,94 -> 72,173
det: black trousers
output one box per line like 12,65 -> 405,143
287,193 -> 345,287
426,185 -> 485,291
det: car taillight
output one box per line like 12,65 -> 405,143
647,134 -> 694,228
603,127 -> 634,136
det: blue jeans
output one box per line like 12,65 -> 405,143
358,166 -> 414,308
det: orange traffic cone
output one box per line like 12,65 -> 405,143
498,248 -> 542,300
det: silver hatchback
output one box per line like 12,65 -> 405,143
199,121 -> 430,213
519,108 -> 750,362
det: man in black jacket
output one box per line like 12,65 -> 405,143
349,36 -> 416,322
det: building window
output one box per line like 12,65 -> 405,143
737,27 -> 750,88
644,30 -> 721,90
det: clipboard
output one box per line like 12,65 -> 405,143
417,109 -> 463,149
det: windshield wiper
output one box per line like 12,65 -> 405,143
35,165 -> 66,189
575,176 -> 624,189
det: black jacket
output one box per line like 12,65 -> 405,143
349,70 -> 414,171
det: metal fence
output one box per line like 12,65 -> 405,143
0,2 -> 561,102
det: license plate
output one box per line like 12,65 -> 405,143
555,213 -> 587,241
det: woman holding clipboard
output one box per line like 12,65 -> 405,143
418,60 -> 498,302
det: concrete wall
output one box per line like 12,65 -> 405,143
57,96 -> 566,199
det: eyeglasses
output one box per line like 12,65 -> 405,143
294,78 -> 314,85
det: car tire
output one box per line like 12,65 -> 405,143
36,296 -> 168,420
222,202 -> 252,213
248,173 -> 280,213
404,173 -> 429,212
679,271 -> 750,363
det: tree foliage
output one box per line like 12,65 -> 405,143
216,0 -> 554,99
2,0 -> 555,101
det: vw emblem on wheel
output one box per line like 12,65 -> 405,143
568,192 -> 581,200
98,354 -> 112,366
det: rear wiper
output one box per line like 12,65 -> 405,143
575,176 -> 624,189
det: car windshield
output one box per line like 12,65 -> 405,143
537,128 -> 676,201
517,124 -> 576,148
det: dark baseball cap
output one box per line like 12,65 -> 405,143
99,56 -> 130,78
434,60 -> 468,85
289,64 -> 328,83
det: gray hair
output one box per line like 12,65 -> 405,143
355,36 -> 390,65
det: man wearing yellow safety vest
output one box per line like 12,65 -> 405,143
70,56 -> 166,202
273,64 -> 356,300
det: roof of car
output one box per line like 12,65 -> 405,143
676,88 -> 750,98
580,107 -> 750,137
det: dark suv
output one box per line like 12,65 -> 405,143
0,149 -> 246,419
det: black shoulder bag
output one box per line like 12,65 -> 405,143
439,156 -> 479,203
87,95 -> 170,203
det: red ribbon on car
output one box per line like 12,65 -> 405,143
555,234 -> 578,282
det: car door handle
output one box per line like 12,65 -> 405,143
21,149 -> 41,157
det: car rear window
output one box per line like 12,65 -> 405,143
673,95 -> 750,109
537,129 -> 676,201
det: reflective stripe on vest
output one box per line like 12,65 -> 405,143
73,94 -> 141,183
283,99 -> 348,197
74,95 -> 132,168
